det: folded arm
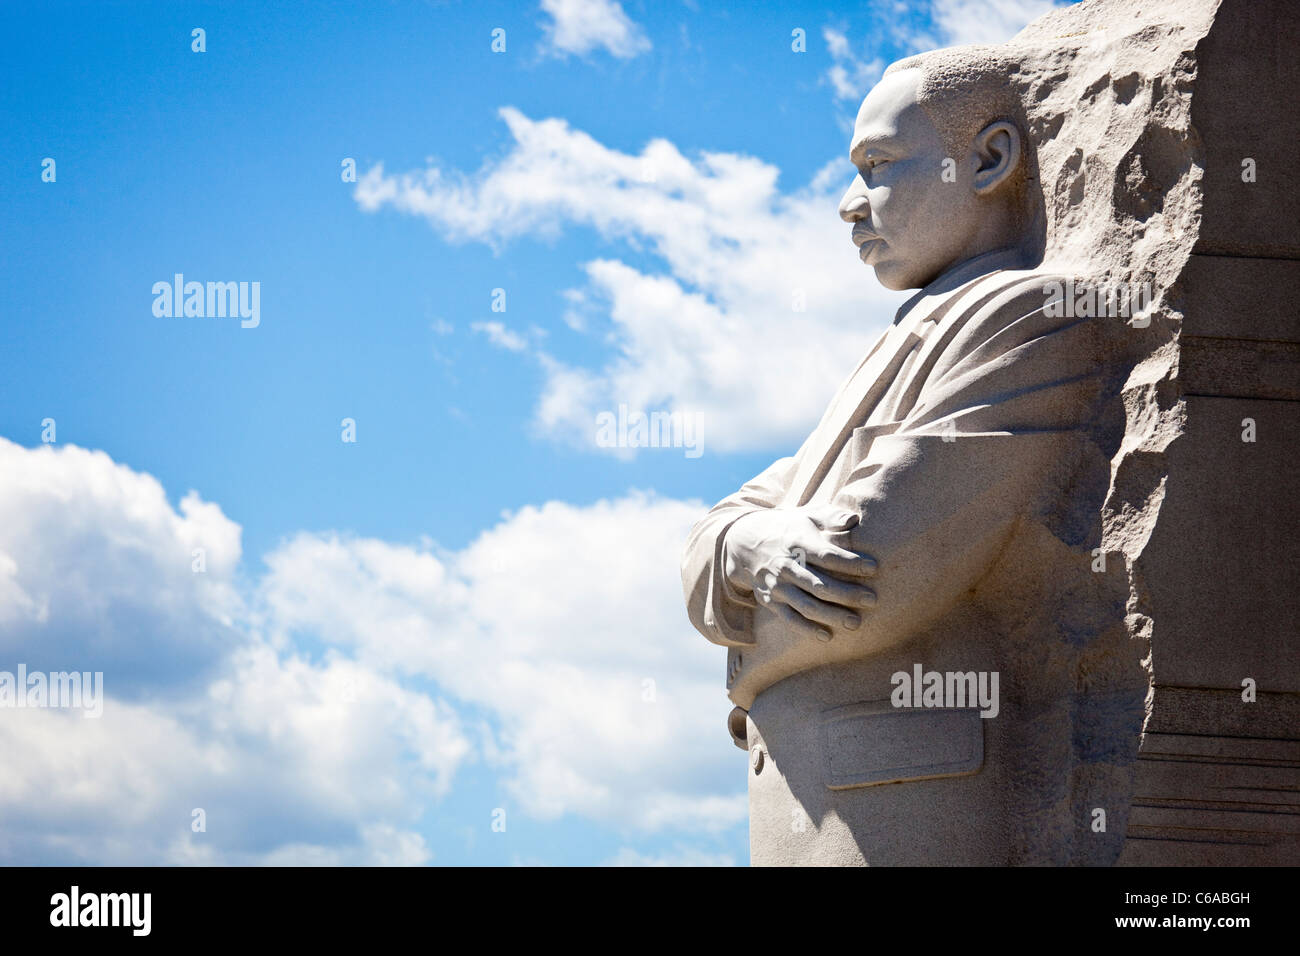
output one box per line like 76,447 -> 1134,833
817,282 -> 1121,654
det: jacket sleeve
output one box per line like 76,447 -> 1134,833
680,451 -> 801,646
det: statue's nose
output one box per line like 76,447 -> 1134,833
839,180 -> 870,222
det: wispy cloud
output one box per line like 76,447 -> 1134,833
355,108 -> 907,454
471,320 -> 528,352
822,26 -> 884,102
539,0 -> 651,59
820,0 -> 1071,111
930,0 -> 1068,47
607,845 -> 738,866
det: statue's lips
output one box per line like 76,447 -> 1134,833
856,238 -> 883,263
851,224 -> 882,262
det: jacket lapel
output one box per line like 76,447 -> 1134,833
786,268 -> 1029,506
786,290 -> 955,505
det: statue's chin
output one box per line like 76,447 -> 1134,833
871,262 -> 919,292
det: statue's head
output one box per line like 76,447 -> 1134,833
838,48 -> 1036,290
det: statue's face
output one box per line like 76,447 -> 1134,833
838,69 -> 984,290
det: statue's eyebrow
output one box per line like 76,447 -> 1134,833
850,132 -> 898,167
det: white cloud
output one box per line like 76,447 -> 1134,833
0,648 -> 467,865
259,491 -> 748,832
0,440 -> 241,692
931,0 -> 1068,47
539,0 -> 651,59
0,439 -> 745,860
0,439 -> 472,864
471,320 -> 528,352
822,2 -> 1070,109
255,825 -> 434,866
821,0 -> 1066,106
607,845 -> 737,866
823,26 -> 884,102
354,109 -> 908,454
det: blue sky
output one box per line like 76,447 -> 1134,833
0,0 -> 1067,866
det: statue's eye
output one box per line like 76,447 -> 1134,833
866,158 -> 889,172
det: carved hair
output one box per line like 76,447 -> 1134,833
885,46 -> 1029,159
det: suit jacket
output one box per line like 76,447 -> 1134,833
682,252 -> 1125,710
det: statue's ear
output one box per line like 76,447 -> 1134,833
971,120 -> 1022,196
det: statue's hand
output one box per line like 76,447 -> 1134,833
722,509 -> 877,642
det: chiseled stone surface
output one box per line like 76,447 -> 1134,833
682,0 -> 1299,865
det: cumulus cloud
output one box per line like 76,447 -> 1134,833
259,492 -> 746,832
355,108 -> 908,454
0,649 -> 467,865
539,0 -> 650,59
0,439 -> 472,865
0,440 -> 242,694
0,439 -> 744,861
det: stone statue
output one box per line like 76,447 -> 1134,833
682,0 -> 1300,866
